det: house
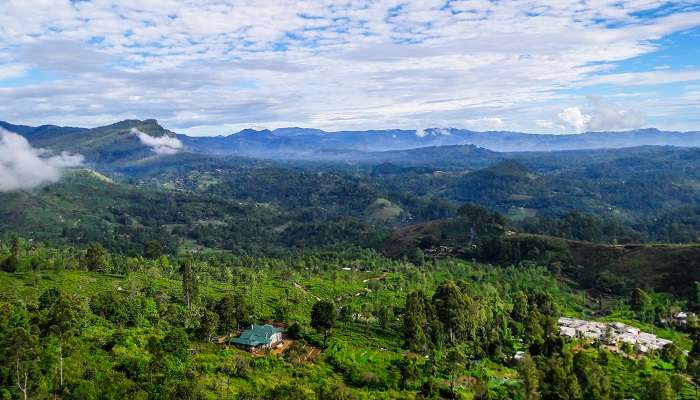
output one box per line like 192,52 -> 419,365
231,324 -> 283,351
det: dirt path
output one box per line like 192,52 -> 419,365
293,282 -> 322,301
362,271 -> 388,283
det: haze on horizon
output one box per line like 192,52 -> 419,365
0,1 -> 699,136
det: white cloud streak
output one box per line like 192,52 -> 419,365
0,128 -> 83,192
131,128 -> 183,155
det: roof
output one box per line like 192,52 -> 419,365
231,324 -> 283,347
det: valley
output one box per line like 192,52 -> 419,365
1,119 -> 699,399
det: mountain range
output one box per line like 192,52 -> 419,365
3,119 -> 700,168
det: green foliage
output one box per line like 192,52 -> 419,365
311,300 -> 336,347
0,242 -> 695,399
180,256 -> 198,309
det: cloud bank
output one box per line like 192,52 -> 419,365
131,128 -> 183,155
0,1 -> 697,133
0,128 -> 83,192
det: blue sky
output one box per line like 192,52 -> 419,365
0,0 -> 699,135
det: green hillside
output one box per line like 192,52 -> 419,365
1,242 -> 697,399
382,212 -> 700,296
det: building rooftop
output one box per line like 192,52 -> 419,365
231,324 -> 283,347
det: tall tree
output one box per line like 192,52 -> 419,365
199,309 -> 219,341
311,300 -> 336,348
215,294 -> 238,334
631,288 -> 654,322
10,327 -> 37,400
444,348 -> 466,397
518,354 -> 540,400
432,281 -> 468,344
403,291 -> 430,352
180,257 -> 198,310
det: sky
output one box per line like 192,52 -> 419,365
0,0 -> 699,136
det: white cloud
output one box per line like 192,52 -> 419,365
415,127 -> 451,137
558,107 -> 591,133
131,128 -> 183,155
0,1 -> 696,132
0,128 -> 83,192
555,97 -> 646,133
586,96 -> 646,131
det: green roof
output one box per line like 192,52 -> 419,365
231,324 -> 283,347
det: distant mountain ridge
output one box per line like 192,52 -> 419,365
180,126 -> 700,154
3,119 -> 700,166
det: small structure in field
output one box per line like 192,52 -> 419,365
231,324 -> 283,351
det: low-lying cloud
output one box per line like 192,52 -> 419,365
415,127 -> 451,137
131,128 -> 183,155
556,96 -> 646,133
0,128 -> 84,192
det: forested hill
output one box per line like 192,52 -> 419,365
382,211 -> 700,296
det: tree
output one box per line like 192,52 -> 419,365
144,240 -> 165,259
215,294 -> 238,333
162,328 -> 190,360
631,288 -> 654,322
10,327 -> 37,400
517,354 -> 540,400
646,373 -> 674,400
38,289 -> 87,390
403,291 -> 430,352
573,351 -> 610,400
199,308 -> 219,341
235,296 -> 252,330
286,322 -> 302,339
84,242 -> 109,272
414,248 -> 425,265
393,355 -> 421,390
180,257 -> 198,309
311,300 -> 336,348
432,281 -> 468,344
2,237 -> 21,272
376,305 -> 393,330
444,348 -> 466,397
274,299 -> 291,322
690,329 -> 700,358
